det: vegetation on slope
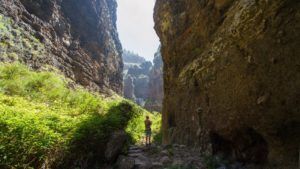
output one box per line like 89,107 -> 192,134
126,111 -> 161,144
0,62 -> 161,168
0,14 -> 46,62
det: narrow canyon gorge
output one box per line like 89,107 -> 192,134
0,0 -> 299,168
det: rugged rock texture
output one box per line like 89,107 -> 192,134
124,75 -> 136,101
123,50 -> 146,68
122,50 -> 152,106
125,62 -> 152,106
155,0 -> 300,167
122,51 -> 146,103
105,130 -> 128,163
145,47 -> 164,112
0,0 -> 123,94
122,49 -> 163,111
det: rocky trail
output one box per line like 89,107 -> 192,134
107,144 -> 274,169
115,144 -> 204,169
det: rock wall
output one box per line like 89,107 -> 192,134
123,50 -> 146,67
123,59 -> 152,106
154,0 -> 300,167
0,0 -> 123,94
145,47 -> 164,112
122,48 -> 163,112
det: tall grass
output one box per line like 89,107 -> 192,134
0,62 -> 161,168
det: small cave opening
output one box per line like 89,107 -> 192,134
210,132 -> 233,157
210,128 -> 269,164
168,113 -> 176,128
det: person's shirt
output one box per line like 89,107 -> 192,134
144,119 -> 152,130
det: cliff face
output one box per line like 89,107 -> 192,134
123,55 -> 152,106
122,49 -> 163,112
155,0 -> 300,167
123,50 -> 146,67
0,0 -> 123,93
145,47 -> 164,112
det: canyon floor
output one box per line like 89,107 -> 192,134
106,144 -> 269,169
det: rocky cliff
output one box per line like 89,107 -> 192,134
123,50 -> 146,67
0,0 -> 123,94
122,50 -> 148,105
122,49 -> 163,112
155,0 -> 300,167
145,47 -> 164,112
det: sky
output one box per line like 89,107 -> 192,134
116,0 -> 160,61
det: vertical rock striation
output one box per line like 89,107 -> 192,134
145,47 -> 164,112
122,50 -> 148,105
122,49 -> 163,112
0,0 -> 123,93
155,0 -> 300,167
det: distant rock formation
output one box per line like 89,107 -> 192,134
122,50 -> 152,107
155,0 -> 300,168
145,47 -> 163,112
123,75 -> 135,100
0,0 -> 123,94
122,49 -> 163,112
123,50 -> 146,65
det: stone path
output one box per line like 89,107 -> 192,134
113,144 -> 266,169
116,144 -> 204,169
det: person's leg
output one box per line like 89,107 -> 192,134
147,135 -> 149,145
146,136 -> 149,145
145,130 -> 148,145
145,134 -> 148,145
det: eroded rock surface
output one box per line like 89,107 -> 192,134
145,47 -> 164,112
154,0 -> 300,167
122,49 -> 163,111
0,0 -> 123,93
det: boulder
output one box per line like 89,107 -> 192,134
105,130 -> 128,163
160,156 -> 171,165
116,156 -> 135,169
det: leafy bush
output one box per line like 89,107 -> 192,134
0,62 -> 161,168
126,109 -> 161,144
0,62 -> 102,114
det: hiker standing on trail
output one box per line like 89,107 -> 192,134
144,116 -> 152,146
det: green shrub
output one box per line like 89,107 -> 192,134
126,109 -> 161,144
0,62 -> 103,114
0,62 -> 161,168
0,94 -> 73,167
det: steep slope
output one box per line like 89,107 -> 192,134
0,0 -> 123,94
155,0 -> 300,167
0,63 -> 143,169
